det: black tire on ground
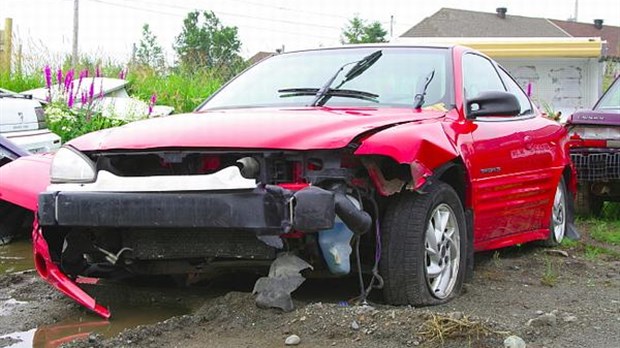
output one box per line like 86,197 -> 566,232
541,177 -> 568,247
0,202 -> 32,245
574,183 -> 603,217
380,182 -> 467,306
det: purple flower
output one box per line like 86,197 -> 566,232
88,80 -> 95,102
148,93 -> 157,115
526,82 -> 532,97
64,69 -> 75,93
67,82 -> 75,108
76,70 -> 87,96
118,67 -> 128,80
44,65 -> 52,89
56,68 -> 63,86
81,91 -> 87,105
96,65 -> 101,78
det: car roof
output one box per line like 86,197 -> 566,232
278,43 -> 458,56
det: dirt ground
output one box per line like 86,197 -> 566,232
1,222 -> 619,348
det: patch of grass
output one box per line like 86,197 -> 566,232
582,244 -> 620,261
601,202 -> 620,220
126,67 -> 223,113
0,71 -> 43,92
560,238 -> 579,249
540,256 -> 558,287
418,313 -> 509,345
590,220 -> 620,246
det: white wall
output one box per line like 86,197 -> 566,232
498,58 -> 604,117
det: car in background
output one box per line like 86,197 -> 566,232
0,44 -> 576,318
567,76 -> 620,216
0,135 -> 34,245
0,89 -> 61,154
21,77 -> 174,120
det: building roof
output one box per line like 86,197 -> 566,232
401,8 -> 620,58
401,8 -> 569,38
549,19 -> 620,57
247,51 -> 275,65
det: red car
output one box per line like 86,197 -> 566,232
0,45 -> 576,318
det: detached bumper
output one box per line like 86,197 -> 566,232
38,186 -> 337,233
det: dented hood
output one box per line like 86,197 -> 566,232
68,107 -> 446,151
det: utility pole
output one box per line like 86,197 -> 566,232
390,15 -> 394,39
72,0 -> 79,67
574,0 -> 579,22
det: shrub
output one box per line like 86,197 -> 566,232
42,66 -> 133,142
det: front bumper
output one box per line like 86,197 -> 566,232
38,185 -> 337,233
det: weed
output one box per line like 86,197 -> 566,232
418,313 -> 509,345
540,256 -> 558,287
492,251 -> 501,267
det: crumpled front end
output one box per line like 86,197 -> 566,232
37,146 -> 380,317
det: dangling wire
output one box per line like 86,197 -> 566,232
350,190 -> 384,305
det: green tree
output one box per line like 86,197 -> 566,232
341,16 -> 388,44
174,11 -> 242,71
135,24 -> 166,72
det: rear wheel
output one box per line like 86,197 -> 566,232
380,182 -> 467,306
574,183 -> 603,217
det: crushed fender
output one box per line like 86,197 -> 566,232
252,253 -> 312,312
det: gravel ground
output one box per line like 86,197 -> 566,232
0,222 -> 619,348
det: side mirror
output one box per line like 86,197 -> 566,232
466,91 -> 520,119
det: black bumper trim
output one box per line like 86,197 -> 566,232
38,189 -> 290,231
38,186 -> 339,233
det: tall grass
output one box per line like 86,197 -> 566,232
0,70 -> 43,92
126,67 -> 222,113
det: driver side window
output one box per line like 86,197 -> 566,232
462,54 -> 505,99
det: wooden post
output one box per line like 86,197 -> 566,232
1,18 -> 12,74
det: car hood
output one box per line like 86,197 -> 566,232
68,107 -> 447,151
568,109 -> 620,126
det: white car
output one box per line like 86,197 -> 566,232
0,89 -> 61,153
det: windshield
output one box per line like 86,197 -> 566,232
199,47 -> 454,110
595,77 -> 620,112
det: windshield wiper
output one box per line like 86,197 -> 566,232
279,50 -> 382,107
278,88 -> 378,103
413,70 -> 435,109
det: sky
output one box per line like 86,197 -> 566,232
2,0 -> 620,65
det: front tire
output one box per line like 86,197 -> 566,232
380,182 -> 467,306
542,177 -> 568,247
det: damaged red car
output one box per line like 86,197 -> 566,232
0,45 -> 577,318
